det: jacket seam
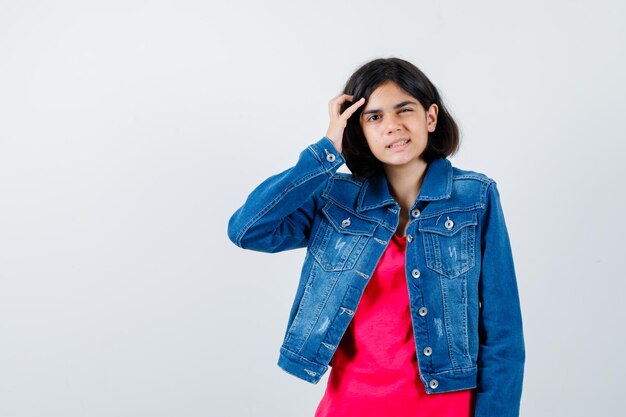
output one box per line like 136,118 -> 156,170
452,174 -> 493,183
427,364 -> 478,375
280,346 -> 326,368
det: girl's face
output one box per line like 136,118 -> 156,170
359,81 -> 438,171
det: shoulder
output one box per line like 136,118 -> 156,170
328,171 -> 366,186
451,163 -> 495,185
448,161 -> 499,209
320,172 -> 366,207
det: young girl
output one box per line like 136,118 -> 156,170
227,57 -> 525,417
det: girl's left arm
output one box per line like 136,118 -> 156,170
474,181 -> 526,417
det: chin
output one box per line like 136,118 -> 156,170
385,154 -> 425,167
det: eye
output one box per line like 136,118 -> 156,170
367,108 -> 412,122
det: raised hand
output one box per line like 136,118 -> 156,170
325,93 -> 365,154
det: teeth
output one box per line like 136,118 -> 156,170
389,139 -> 409,148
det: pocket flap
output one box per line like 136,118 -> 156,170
418,210 -> 477,236
322,202 -> 376,236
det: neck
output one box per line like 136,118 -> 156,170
383,159 -> 429,212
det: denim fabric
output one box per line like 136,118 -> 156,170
227,136 -> 525,417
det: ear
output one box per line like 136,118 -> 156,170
427,103 -> 439,132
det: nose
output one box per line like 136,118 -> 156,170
385,113 -> 403,134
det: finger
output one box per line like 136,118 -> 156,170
330,94 -> 357,114
331,93 -> 354,104
329,92 -> 350,104
342,97 -> 365,117
329,94 -> 350,115
329,94 -> 359,119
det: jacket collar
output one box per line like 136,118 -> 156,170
356,157 -> 452,212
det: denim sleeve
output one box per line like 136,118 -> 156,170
227,136 -> 345,253
474,181 -> 526,417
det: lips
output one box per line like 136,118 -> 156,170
386,138 -> 411,148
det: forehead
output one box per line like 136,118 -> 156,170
364,81 -> 416,107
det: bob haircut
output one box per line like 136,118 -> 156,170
340,57 -> 460,180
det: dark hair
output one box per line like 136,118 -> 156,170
340,57 -> 460,180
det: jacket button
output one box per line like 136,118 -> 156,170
429,379 -> 438,389
326,153 -> 336,162
411,208 -> 421,218
423,346 -> 432,356
444,217 -> 454,229
341,218 -> 351,228
418,307 -> 428,316
411,269 -> 421,279
406,234 -> 413,243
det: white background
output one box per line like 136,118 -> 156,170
1,1 -> 625,416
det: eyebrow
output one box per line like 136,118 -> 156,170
361,100 -> 418,117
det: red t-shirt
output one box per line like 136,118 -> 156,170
315,232 -> 475,417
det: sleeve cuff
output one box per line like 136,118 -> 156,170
306,136 -> 346,172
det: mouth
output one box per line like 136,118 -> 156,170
386,138 -> 411,149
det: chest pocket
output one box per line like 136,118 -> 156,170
419,209 -> 478,278
309,202 -> 376,271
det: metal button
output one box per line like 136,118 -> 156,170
479,300 -> 482,309
341,218 -> 351,228
406,234 -> 413,243
444,217 -> 454,229
411,208 -> 421,218
418,307 -> 428,316
429,379 -> 438,389
411,269 -> 421,279
423,347 -> 432,356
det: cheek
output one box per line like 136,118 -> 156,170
361,125 -> 379,143
361,125 -> 392,155
365,139 -> 386,158
408,118 -> 428,132
361,131 -> 379,151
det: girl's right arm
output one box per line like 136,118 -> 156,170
227,93 -> 366,253
227,136 -> 344,253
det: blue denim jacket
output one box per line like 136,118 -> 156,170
227,136 -> 525,417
